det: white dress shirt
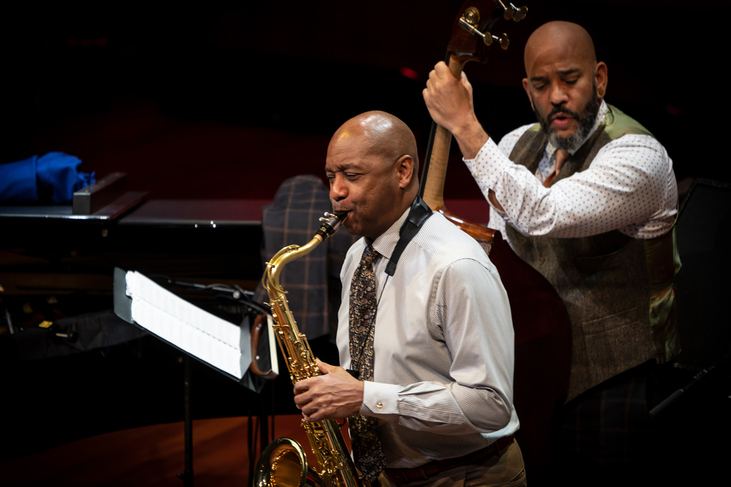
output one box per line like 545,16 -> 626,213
337,208 -> 519,468
464,101 -> 677,241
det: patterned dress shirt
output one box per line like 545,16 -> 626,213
465,101 -> 677,240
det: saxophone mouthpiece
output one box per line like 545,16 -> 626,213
317,211 -> 348,239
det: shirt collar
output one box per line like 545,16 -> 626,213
546,99 -> 608,157
368,206 -> 411,263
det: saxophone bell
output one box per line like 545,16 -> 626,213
253,437 -> 325,487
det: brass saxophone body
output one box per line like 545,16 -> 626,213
253,211 -> 369,487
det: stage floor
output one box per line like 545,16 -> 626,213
1,414 -> 321,487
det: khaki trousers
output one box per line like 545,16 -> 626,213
380,440 -> 527,487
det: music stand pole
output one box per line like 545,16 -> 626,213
177,355 -> 194,487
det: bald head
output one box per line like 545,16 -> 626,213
524,21 -> 597,78
325,111 -> 420,239
331,110 -> 420,186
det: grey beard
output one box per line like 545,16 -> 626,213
536,90 -> 601,153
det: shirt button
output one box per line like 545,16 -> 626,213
376,402 -> 383,409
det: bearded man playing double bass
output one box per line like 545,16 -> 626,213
424,20 -> 680,484
293,110 -> 526,487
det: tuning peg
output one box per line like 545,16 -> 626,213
459,21 -> 511,50
462,6 -> 480,25
496,1 -> 528,22
458,8 -> 511,50
512,5 -> 528,22
485,32 -> 510,50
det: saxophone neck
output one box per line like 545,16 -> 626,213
316,211 -> 348,239
264,212 -> 349,292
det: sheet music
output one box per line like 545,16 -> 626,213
125,270 -> 249,379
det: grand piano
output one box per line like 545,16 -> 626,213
0,176 -> 276,465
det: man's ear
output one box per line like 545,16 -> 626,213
522,78 -> 535,111
396,155 -> 414,189
595,61 -> 608,99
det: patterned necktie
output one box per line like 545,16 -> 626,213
543,149 -> 570,187
348,244 -> 387,481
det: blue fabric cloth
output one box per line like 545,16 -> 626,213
0,152 -> 95,204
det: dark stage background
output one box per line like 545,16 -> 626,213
2,0 -> 729,199
1,0 -> 729,482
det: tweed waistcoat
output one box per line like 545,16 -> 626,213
505,105 -> 680,400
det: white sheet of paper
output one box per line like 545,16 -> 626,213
125,270 -> 249,379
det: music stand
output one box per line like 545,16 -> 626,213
113,267 -> 277,486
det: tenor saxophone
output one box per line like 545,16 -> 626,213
253,211 -> 370,487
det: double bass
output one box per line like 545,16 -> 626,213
419,1 -> 571,478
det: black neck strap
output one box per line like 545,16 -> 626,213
385,195 -> 433,277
